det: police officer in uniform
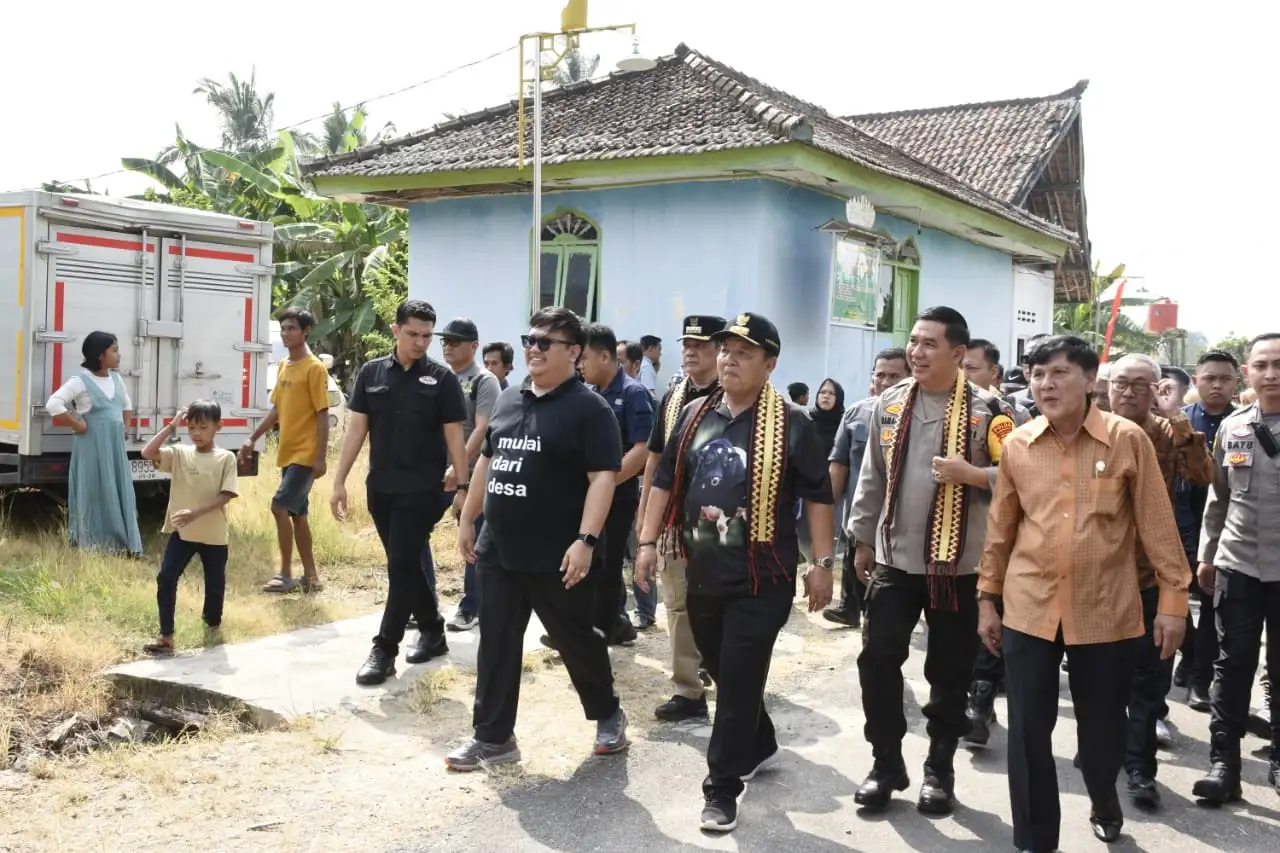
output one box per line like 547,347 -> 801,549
1193,332 -> 1280,802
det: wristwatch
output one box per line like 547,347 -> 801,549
578,533 -> 599,548
456,482 -> 470,492
812,556 -> 834,570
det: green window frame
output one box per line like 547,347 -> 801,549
533,210 -> 601,321
876,237 -> 920,346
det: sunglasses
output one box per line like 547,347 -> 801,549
521,334 -> 573,352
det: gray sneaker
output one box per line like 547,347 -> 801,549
594,708 -> 630,755
444,737 -> 520,772
447,610 -> 478,632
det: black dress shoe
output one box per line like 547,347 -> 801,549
609,615 -> 638,646
854,759 -> 910,811
964,681 -> 997,746
1126,770 -> 1160,808
1090,814 -> 1122,843
1187,687 -> 1211,712
356,646 -> 396,685
1173,659 -> 1191,688
654,694 -> 708,722
405,632 -> 448,664
917,738 -> 958,815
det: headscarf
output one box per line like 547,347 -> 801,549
81,331 -> 118,372
810,378 -> 845,457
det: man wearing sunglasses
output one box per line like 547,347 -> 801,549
447,307 -> 628,770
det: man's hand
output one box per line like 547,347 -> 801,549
1197,562 -> 1216,594
451,488 -> 467,520
458,516 -> 477,564
330,483 -> 349,522
1155,379 -> 1183,417
238,440 -> 254,464
978,599 -> 1003,656
932,454 -> 975,486
634,545 -> 658,594
853,543 -> 874,584
804,566 -> 833,613
443,465 -> 458,492
1153,613 -> 1187,660
170,508 -> 195,529
312,455 -> 327,480
560,540 -> 593,589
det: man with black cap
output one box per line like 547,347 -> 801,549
435,318 -> 502,631
639,314 -> 727,723
636,312 -> 834,833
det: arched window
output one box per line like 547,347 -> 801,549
876,235 -> 921,345
535,210 -> 601,320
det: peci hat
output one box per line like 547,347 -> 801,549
438,318 -> 479,343
711,312 -> 781,356
678,315 -> 728,342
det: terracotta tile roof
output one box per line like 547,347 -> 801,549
304,45 -> 1075,246
845,82 -> 1088,204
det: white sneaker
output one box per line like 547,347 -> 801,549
447,611 -> 478,632
742,748 -> 780,781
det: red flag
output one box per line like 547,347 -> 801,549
1101,278 -> 1127,363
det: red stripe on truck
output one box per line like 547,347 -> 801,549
51,281 -> 65,392
168,245 -> 256,263
242,297 -> 253,408
56,232 -> 155,252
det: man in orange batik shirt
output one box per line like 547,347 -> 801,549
977,336 -> 1188,853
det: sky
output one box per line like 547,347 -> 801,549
3,0 -> 1273,342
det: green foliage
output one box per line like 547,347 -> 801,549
361,240 -> 408,358
1052,260 -> 1160,357
1209,333 -> 1250,365
117,71 -> 406,382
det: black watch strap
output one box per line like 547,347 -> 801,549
578,533 -> 599,548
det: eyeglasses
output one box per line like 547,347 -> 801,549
521,334 -> 573,352
1111,379 -> 1153,394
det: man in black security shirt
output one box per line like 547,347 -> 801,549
446,307 -> 628,771
331,299 -> 469,686
636,312 -> 835,833
638,313 -> 727,723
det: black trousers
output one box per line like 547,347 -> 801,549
973,598 -> 1006,687
591,490 -> 639,634
473,565 -> 618,744
857,567 -> 980,757
688,588 -> 793,799
1210,569 -> 1280,747
839,539 -> 867,612
369,490 -> 444,656
1125,587 -> 1173,778
1004,628 -> 1139,853
1190,556 -> 1219,695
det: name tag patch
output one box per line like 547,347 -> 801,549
419,376 -> 438,385
1224,437 -> 1253,467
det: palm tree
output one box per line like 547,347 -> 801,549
194,70 -> 275,152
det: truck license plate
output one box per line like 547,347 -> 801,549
130,459 -> 168,481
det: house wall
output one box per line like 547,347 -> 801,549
408,179 -> 1017,395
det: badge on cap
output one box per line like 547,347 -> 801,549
685,323 -> 702,335
736,313 -> 751,326
419,376 -> 438,386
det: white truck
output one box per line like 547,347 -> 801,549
0,191 -> 274,491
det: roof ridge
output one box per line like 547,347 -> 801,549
844,80 -> 1089,123
675,44 -> 812,141
302,50 -> 689,173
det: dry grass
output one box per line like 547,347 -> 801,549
0,446 -> 465,768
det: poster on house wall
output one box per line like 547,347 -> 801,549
830,238 -> 879,327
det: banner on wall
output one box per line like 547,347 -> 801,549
830,238 -> 880,327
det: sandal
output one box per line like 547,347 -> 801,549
262,574 -> 299,594
143,637 -> 174,655
299,576 -> 324,594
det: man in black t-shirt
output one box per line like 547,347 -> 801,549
637,312 -> 834,833
445,307 -> 628,772
331,299 -> 470,686
638,314 -> 726,723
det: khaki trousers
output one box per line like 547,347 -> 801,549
661,556 -> 704,699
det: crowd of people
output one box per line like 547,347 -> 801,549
59,295 -> 1277,850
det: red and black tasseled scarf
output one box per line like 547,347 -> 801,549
663,384 -> 791,594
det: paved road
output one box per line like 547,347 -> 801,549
399,619 -> 1278,853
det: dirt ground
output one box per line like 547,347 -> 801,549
0,599 -> 849,853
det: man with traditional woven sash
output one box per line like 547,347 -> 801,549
638,314 -> 728,723
848,305 -> 1015,815
636,312 -> 835,832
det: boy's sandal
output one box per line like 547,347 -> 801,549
262,574 -> 299,593
143,637 -> 174,655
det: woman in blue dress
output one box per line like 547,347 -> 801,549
44,331 -> 143,555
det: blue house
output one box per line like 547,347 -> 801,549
305,44 -> 1089,392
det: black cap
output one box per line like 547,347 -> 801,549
678,315 -> 728,342
438,318 -> 479,343
1003,366 -> 1028,388
711,312 -> 781,356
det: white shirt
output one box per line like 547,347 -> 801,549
45,373 -> 133,417
639,357 -> 658,395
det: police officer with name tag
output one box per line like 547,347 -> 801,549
1193,331 -> 1280,802
331,299 -> 470,686
445,307 -> 629,771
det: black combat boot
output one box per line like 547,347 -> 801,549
1192,731 -> 1243,804
964,680 -> 997,746
854,754 -> 910,811
917,738 -> 959,814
